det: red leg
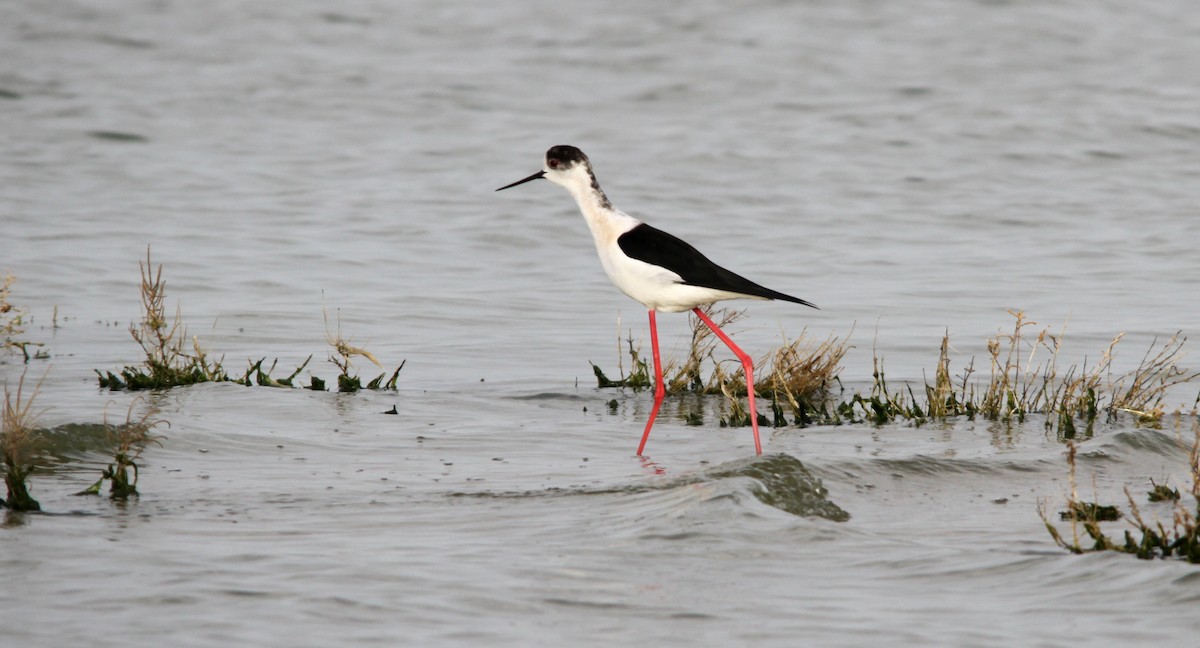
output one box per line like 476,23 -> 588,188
636,309 -> 665,456
692,307 -> 762,455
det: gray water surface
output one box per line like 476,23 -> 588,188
3,1 -> 1200,646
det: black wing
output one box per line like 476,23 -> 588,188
617,223 -> 817,309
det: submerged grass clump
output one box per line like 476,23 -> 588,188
1,273 -> 47,363
323,307 -> 403,393
78,399 -> 167,500
591,308 -> 1199,433
96,249 -> 228,390
593,306 -> 850,427
96,251 -> 404,393
2,369 -> 46,511
1039,427 -> 1200,564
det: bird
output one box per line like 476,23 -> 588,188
496,145 -> 817,456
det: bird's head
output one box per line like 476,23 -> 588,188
496,145 -> 594,192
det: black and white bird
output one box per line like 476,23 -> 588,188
497,145 -> 817,455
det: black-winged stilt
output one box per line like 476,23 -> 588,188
497,145 -> 817,455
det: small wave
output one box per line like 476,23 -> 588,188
503,392 -> 592,402
449,452 -> 849,521
31,423 -> 114,466
1102,428 -> 1193,458
866,455 -> 1008,478
702,453 -> 850,521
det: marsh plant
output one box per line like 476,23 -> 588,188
97,249 -> 228,390
78,399 -> 166,500
239,355 -> 314,388
97,252 -> 404,393
1,273 -> 46,362
828,312 -> 1195,432
2,369 -> 46,511
323,307 -> 403,392
1038,426 -> 1200,563
592,309 -> 1198,435
593,306 -> 849,427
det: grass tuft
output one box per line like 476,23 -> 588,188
97,252 -> 405,393
2,368 -> 47,511
98,248 -> 228,390
592,306 -> 850,426
323,307 -> 404,392
77,399 -> 166,499
1,273 -> 47,362
852,311 -> 1198,433
1039,427 -> 1200,563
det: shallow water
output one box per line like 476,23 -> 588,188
3,0 -> 1200,645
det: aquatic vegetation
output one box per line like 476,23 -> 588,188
1,273 -> 46,362
97,249 -> 228,390
323,307 -> 403,392
1108,331 -> 1196,423
1039,431 -> 1200,564
593,306 -> 850,426
97,252 -> 404,393
1147,479 -> 1180,503
591,334 -> 652,390
1,369 -> 45,511
77,399 -> 166,500
593,308 -> 1197,440
837,312 -> 1197,433
759,327 -> 851,424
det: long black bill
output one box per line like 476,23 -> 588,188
495,170 -> 546,192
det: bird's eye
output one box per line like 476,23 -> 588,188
547,160 -> 559,169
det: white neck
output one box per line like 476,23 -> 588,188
560,173 -> 639,246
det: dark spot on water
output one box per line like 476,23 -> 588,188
0,88 -> 21,100
95,35 -> 155,49
319,12 -> 370,26
222,589 -> 272,598
1060,501 -> 1122,522
641,531 -> 706,541
895,86 -> 934,97
88,130 -> 149,143
543,597 -> 631,610
670,612 -> 716,620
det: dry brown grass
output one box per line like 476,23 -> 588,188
1109,332 -> 1197,422
876,311 -> 1199,434
1,273 -> 46,362
594,306 -> 850,426
2,368 -> 47,511
1039,422 -> 1200,563
99,248 -> 227,389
